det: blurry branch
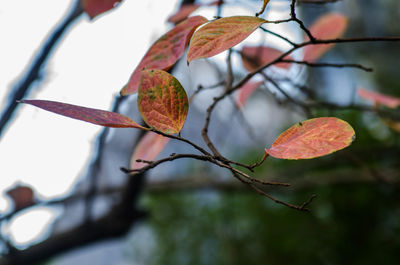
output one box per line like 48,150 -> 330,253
146,167 -> 399,194
0,0 -> 84,139
298,0 -> 341,3
84,95 -> 127,222
0,174 -> 146,265
280,59 -> 373,72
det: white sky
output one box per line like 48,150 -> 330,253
0,0 -> 295,247
0,0 -> 180,246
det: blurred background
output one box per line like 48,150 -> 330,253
0,0 -> 399,264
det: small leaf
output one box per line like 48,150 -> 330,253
130,132 -> 170,169
303,13 -> 348,62
235,80 -> 264,108
168,4 -> 201,24
138,69 -> 189,134
256,0 -> 271,16
6,185 -> 35,211
266,117 -> 355,160
81,0 -> 122,19
20,100 -> 146,129
121,16 -> 208,96
241,45 -> 292,71
187,16 -> 267,63
357,88 -> 400,109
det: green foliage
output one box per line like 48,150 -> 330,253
139,184 -> 400,265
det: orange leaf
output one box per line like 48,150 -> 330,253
187,16 -> 267,63
235,80 -> 264,108
303,13 -> 348,62
138,69 -> 189,134
357,88 -> 400,109
6,185 -> 35,211
81,0 -> 122,19
121,16 -> 208,96
130,132 -> 170,169
257,0 -> 271,16
266,117 -> 355,159
382,119 -> 400,133
168,4 -> 201,24
20,100 -> 146,129
241,45 -> 292,71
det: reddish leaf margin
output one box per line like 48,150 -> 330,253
20,100 -> 146,129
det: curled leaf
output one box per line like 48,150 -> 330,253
130,132 -> 170,169
138,69 -> 189,134
168,4 -> 201,24
121,16 -> 208,96
266,117 -> 355,160
303,13 -> 348,62
357,88 -> 400,108
20,100 -> 146,129
81,0 -> 122,19
235,80 -> 264,108
241,45 -> 292,71
187,16 -> 267,63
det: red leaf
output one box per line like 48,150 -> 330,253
130,132 -> 170,169
187,16 -> 267,63
235,80 -> 264,108
81,0 -> 122,19
121,16 -> 208,96
357,88 -> 400,109
20,100 -> 146,129
241,45 -> 292,71
167,4 -> 201,24
138,69 -> 189,134
6,185 -> 35,211
303,13 -> 348,62
266,117 -> 355,160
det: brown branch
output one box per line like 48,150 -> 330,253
280,59 -> 373,72
290,0 -> 316,42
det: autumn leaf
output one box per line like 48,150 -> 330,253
121,16 -> 208,96
235,80 -> 264,108
6,185 -> 35,211
241,45 -> 292,71
81,0 -> 122,19
265,117 -> 355,159
130,132 -> 170,169
256,0 -> 271,16
382,119 -> 400,134
303,13 -> 348,62
138,69 -> 189,134
187,16 -> 267,63
168,4 -> 201,24
20,100 -> 146,129
357,88 -> 400,108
